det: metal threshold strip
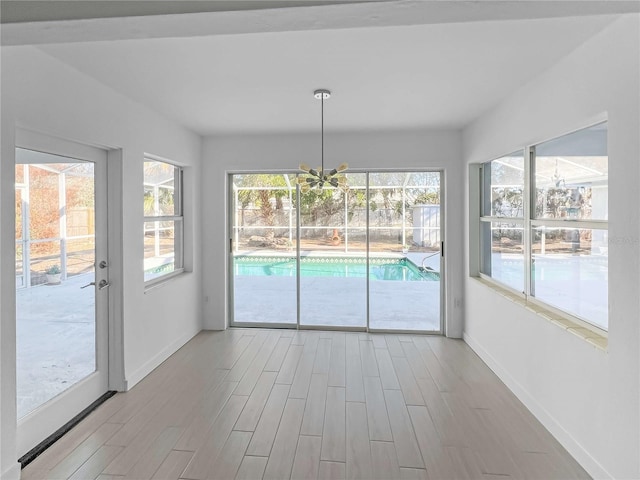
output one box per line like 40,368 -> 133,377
18,391 -> 117,469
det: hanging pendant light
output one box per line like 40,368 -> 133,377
298,89 -> 348,193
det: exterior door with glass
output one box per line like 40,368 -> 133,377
15,136 -> 109,458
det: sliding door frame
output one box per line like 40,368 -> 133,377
228,169 -> 444,334
365,170 -> 444,335
227,171 -> 298,330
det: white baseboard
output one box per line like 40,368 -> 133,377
462,331 -> 611,480
125,328 -> 199,390
1,462 -> 21,480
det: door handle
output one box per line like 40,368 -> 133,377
98,280 -> 111,290
81,282 -> 95,289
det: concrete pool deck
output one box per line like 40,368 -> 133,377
232,250 -> 443,330
16,272 -> 96,418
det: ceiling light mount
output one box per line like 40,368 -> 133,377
313,89 -> 331,100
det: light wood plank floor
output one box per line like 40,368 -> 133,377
22,329 -> 590,480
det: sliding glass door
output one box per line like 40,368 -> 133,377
299,173 -> 367,328
368,172 -> 442,331
229,171 -> 442,332
230,174 -> 297,326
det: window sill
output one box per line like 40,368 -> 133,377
471,277 -> 608,352
144,268 -> 186,293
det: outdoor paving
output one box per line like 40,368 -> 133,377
490,253 -> 608,329
233,250 -> 442,330
16,273 -> 96,418
234,276 -> 441,330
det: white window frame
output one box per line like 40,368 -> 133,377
476,122 -> 608,334
478,151 -> 526,296
143,155 -> 184,287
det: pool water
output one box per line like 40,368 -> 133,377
233,256 -> 439,281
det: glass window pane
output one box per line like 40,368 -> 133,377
233,173 -> 295,247
143,158 -> 183,283
369,172 -> 441,331
15,151 -> 98,419
66,163 -> 95,237
483,152 -> 525,218
15,189 -> 23,240
144,160 -> 178,216
231,173 -> 297,325
480,221 -> 524,292
299,175 -> 366,328
29,165 -> 60,240
16,243 -> 23,288
66,237 -> 96,278
298,183 -> 349,251
29,240 -> 61,286
16,163 -> 24,184
532,226 -> 608,330
144,220 -> 181,281
534,123 -> 608,221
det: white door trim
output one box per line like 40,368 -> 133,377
106,148 -> 126,392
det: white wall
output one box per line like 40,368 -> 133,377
0,46 -> 203,476
463,15 -> 639,479
0,61 -> 17,480
202,130 -> 464,336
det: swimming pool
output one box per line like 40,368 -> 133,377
233,256 -> 439,281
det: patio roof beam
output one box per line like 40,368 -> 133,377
493,159 -> 552,180
556,156 -> 605,176
30,163 -> 62,175
143,178 -> 175,187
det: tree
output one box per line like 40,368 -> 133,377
235,174 -> 290,236
297,188 -> 343,225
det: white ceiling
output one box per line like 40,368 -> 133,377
0,0 -> 377,24
6,2 -> 628,136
